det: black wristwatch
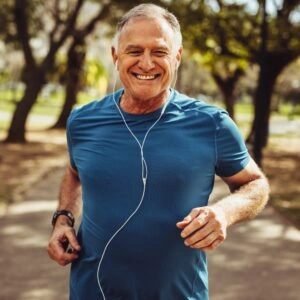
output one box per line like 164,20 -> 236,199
52,210 -> 75,227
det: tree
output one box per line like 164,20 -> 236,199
169,0 -> 300,165
0,0 -> 15,42
4,0 -> 85,143
170,1 -> 251,120
192,52 -> 246,120
249,0 -> 300,165
275,58 -> 300,112
51,2 -> 111,129
52,0 -> 163,129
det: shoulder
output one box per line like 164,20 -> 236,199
67,89 -> 122,126
171,90 -> 228,125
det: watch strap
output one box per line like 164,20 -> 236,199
52,210 -> 75,227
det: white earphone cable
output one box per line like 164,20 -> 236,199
96,69 -> 170,300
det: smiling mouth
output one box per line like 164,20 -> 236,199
133,73 -> 160,80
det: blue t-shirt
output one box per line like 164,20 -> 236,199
67,89 -> 249,300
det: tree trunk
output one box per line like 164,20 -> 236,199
51,82 -> 78,129
52,2 -> 112,129
251,53 -> 295,165
52,42 -> 86,129
3,0 -> 85,143
223,89 -> 235,120
212,69 -> 243,121
252,66 -> 277,165
4,71 -> 45,143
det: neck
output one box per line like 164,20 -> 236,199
120,90 -> 170,114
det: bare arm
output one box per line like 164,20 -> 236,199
57,164 -> 82,219
177,158 -> 269,251
215,158 -> 269,226
47,165 -> 82,265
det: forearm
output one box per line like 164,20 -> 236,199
48,165 -> 82,265
213,175 -> 269,227
56,165 -> 82,223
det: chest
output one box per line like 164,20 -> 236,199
72,116 -> 216,185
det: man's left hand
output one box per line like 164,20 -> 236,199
176,206 -> 227,251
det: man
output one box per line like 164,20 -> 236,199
48,4 -> 269,300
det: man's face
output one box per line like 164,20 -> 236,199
112,17 -> 182,102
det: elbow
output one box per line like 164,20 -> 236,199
249,175 -> 270,218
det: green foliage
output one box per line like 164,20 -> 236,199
169,0 -> 300,70
0,0 -> 15,42
275,58 -> 300,105
83,58 -> 107,87
176,1 -> 253,73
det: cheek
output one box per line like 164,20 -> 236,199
119,58 -> 137,71
162,60 -> 176,79
164,57 -> 176,72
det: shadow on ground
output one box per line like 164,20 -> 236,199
208,181 -> 300,300
0,168 -> 69,300
0,170 -> 299,300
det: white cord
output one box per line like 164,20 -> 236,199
96,73 -> 170,299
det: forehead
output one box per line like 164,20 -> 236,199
118,17 -> 175,50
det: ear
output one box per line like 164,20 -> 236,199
175,47 -> 183,69
111,46 -> 118,68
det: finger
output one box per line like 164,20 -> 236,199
48,237 -> 65,259
48,232 -> 80,265
176,207 -> 203,229
48,242 -> 79,266
57,255 -> 79,266
176,220 -> 190,229
180,210 -> 209,238
190,231 -> 219,249
65,228 -> 81,252
202,238 -> 223,251
62,251 -> 80,264
183,223 -> 214,246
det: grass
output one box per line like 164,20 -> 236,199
0,90 -> 104,131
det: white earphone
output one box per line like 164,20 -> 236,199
96,67 -> 170,300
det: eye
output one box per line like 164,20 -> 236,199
127,50 -> 143,56
153,50 -> 168,57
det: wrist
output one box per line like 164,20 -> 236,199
211,204 -> 230,227
52,210 -> 75,227
56,215 -> 73,227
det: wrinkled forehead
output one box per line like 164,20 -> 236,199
116,16 -> 176,50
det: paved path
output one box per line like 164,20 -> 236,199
0,168 -> 299,300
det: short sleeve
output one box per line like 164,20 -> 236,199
66,110 -> 77,171
215,111 -> 250,177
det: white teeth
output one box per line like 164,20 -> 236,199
136,74 -> 156,80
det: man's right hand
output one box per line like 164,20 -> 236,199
47,219 -> 81,266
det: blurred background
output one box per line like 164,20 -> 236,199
0,0 -> 299,299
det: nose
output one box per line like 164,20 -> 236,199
138,54 -> 155,72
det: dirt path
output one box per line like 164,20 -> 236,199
208,182 -> 300,300
0,168 -> 299,300
0,167 -> 70,300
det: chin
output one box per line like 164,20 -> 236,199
131,88 -> 161,100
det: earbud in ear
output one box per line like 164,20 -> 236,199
115,60 -> 118,70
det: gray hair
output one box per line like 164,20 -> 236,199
113,4 -> 182,51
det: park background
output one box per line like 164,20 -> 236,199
0,0 -> 299,299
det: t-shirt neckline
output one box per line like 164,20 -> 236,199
113,89 -> 175,120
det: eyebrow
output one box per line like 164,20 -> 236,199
124,45 -> 143,51
124,44 -> 170,51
